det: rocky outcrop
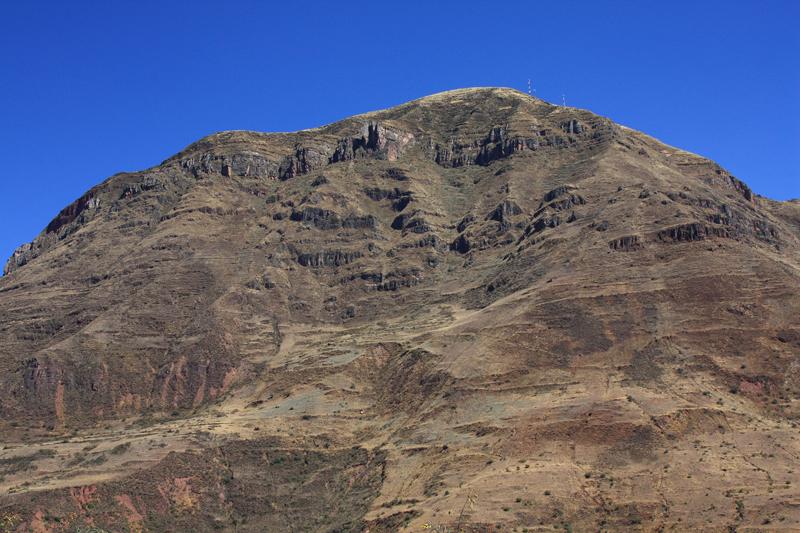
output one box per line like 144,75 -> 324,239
561,119 -> 584,134
656,223 -> 729,243
475,127 -> 533,165
181,152 -> 279,179
704,205 -> 779,243
457,214 -> 477,233
295,249 -> 363,267
349,268 -> 423,291
398,234 -> 445,251
289,207 -> 341,230
450,234 -> 472,254
376,268 -> 422,291
430,119 -> 611,168
727,174 -> 753,202
431,126 -> 538,168
665,194 -> 780,244
486,200 -> 523,224
45,192 -> 102,235
289,208 -> 376,230
330,121 -> 414,163
391,211 -> 430,233
278,146 -> 328,180
537,186 -> 585,215
363,187 -> 413,211
119,176 -> 163,199
515,186 -> 587,244
4,243 -> 35,275
342,214 -> 377,229
542,184 -> 579,203
608,235 -> 643,251
186,123 -> 413,183
525,214 -> 561,237
4,187 -> 108,275
404,218 -> 431,233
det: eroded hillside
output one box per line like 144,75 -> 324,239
1,88 -> 799,532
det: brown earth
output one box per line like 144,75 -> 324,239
1,87 -> 798,532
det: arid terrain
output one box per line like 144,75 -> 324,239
1,87 -> 798,532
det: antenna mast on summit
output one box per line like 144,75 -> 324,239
527,79 -> 532,95
562,94 -> 566,106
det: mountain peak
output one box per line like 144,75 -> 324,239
410,86 -> 535,102
1,90 -> 799,531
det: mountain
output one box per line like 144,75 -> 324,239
1,87 -> 798,532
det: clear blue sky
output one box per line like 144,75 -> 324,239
2,1 -> 798,266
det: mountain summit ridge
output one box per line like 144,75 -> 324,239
6,86 -> 785,277
1,88 -> 799,531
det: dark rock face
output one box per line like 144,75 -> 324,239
431,126 -> 539,167
290,207 -> 341,229
342,214 -> 376,229
487,200 -> 523,224
363,187 -> 407,201
661,193 -> 780,244
289,207 -> 375,230
391,212 -> 413,230
525,214 -> 561,237
398,234 -> 444,250
3,243 -> 34,275
457,214 -> 477,233
402,217 -> 431,233
295,249 -> 363,267
536,195 -> 585,216
363,187 -> 413,211
704,206 -> 779,243
279,146 -> 328,180
609,235 -> 643,251
513,185 -> 589,243
656,223 -> 728,242
356,268 -> 424,291
119,176 -> 163,199
537,186 -> 585,215
450,233 -> 472,253
181,152 -> 280,178
45,192 -> 101,234
561,119 -> 584,134
391,211 -> 429,232
330,121 -> 414,163
543,185 -> 578,203
392,195 -> 412,212
430,115 -> 612,168
474,127 -> 530,165
728,175 -> 754,202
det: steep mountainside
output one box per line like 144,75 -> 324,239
1,88 -> 799,532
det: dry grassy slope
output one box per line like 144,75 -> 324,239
1,88 -> 799,532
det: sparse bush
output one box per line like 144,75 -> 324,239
110,442 -> 131,455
